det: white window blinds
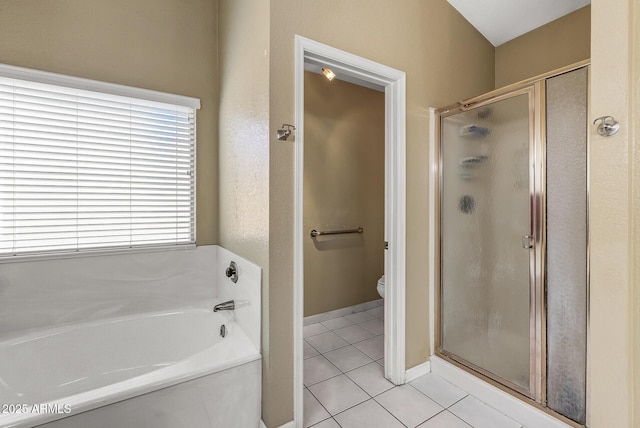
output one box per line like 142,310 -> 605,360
0,68 -> 198,257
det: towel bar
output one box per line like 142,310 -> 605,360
310,227 -> 363,238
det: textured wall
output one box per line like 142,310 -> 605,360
267,1 -> 495,425
0,0 -> 218,244
633,1 -> 640,423
495,5 -> 590,88
303,72 -> 384,317
217,0 -> 271,420
589,0 -> 636,426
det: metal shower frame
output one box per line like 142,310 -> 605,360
433,60 -> 590,428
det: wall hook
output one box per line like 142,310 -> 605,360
277,124 -> 296,141
593,116 -> 620,137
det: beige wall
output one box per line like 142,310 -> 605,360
217,0 -> 272,421
0,0 -> 219,244
633,1 -> 640,423
8,1 -> 640,427
218,0 -> 269,276
589,0 -> 639,426
495,5 -> 590,88
266,1 -> 495,425
303,72 -> 384,317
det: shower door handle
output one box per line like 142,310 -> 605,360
522,235 -> 534,249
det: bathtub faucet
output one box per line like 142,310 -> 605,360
213,300 -> 235,312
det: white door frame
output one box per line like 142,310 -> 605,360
293,35 -> 407,426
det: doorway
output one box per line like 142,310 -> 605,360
293,36 -> 407,427
303,71 -> 385,316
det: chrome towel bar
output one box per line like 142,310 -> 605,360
310,227 -> 363,238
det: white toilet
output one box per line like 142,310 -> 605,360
377,275 -> 385,298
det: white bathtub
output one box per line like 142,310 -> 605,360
0,308 -> 261,428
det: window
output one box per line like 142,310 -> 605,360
0,65 -> 199,257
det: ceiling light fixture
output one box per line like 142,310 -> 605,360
321,67 -> 336,81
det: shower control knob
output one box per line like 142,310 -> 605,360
225,261 -> 238,283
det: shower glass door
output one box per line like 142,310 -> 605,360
439,87 -> 536,396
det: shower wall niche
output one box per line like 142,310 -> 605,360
436,65 -> 588,425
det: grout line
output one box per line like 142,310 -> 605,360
332,334 -> 377,346
317,310 -> 383,331
305,371 -> 343,388
405,379 -> 470,411
303,339 -> 323,358
307,370 -> 374,416
447,394 -> 469,409
402,407 -> 475,428
305,300 -> 383,322
309,308 -> 411,425
315,383 -> 372,419
323,344 -> 380,367
322,349 -> 374,379
331,399 -> 382,423
370,386 -> 395,398
304,353 -> 344,387
306,337 -> 352,354
373,384 -> 451,427
339,361 -> 395,398
317,348 -> 377,400
305,388 -> 334,427
303,330 -> 331,340
304,308 -> 388,426
315,343 -> 351,354
307,417 -> 333,428
342,373 -> 373,400
342,359 -> 382,374
449,410 -> 474,428
370,396 -> 410,428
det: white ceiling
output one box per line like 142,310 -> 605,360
447,0 -> 590,46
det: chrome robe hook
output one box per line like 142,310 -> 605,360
593,116 -> 620,137
277,124 -> 296,141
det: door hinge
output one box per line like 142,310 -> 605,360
384,241 -> 389,250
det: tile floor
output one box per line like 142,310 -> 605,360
303,306 -> 523,428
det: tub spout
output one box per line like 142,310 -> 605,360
213,300 -> 235,312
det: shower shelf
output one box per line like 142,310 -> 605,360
459,172 -> 475,180
459,155 -> 488,168
459,124 -> 489,138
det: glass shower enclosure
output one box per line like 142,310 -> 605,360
436,66 -> 588,425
